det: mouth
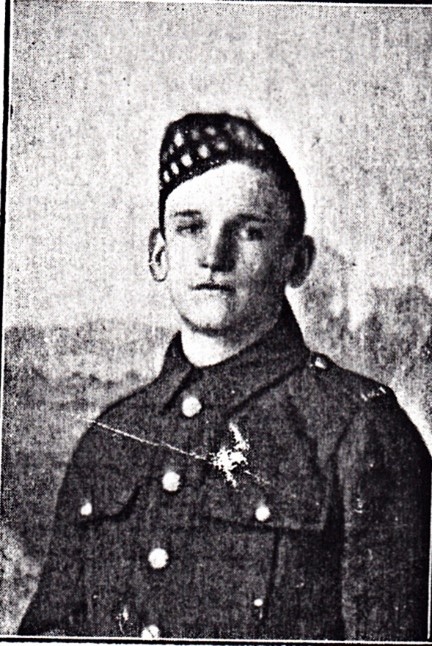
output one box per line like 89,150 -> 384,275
192,282 -> 235,293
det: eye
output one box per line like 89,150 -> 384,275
175,221 -> 204,236
237,225 -> 265,241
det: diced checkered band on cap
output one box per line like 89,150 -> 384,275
158,112 -> 306,240
160,113 -> 292,200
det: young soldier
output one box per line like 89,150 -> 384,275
19,113 -> 431,640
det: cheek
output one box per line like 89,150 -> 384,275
165,239 -> 197,273
238,245 -> 284,283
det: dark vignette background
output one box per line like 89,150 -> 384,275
1,0 -> 431,634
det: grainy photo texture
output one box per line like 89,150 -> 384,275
1,1 -> 431,641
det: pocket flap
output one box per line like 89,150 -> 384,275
199,460 -> 330,532
73,420 -> 166,522
76,472 -> 141,522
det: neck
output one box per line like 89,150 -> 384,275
180,312 -> 281,367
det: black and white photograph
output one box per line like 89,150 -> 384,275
1,1 -> 431,641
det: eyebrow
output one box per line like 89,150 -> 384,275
170,210 -> 269,223
170,210 -> 202,218
236,213 -> 269,223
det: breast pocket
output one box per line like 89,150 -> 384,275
199,449 -> 331,532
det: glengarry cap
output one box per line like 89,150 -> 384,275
159,112 -> 305,239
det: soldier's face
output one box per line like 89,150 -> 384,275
161,162 -> 296,334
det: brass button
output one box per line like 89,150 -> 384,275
255,504 -> 271,523
314,355 -> 328,370
148,547 -> 169,570
162,470 -> 181,493
181,394 -> 202,418
253,597 -> 265,620
140,624 -> 160,639
79,500 -> 92,517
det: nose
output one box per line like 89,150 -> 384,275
200,228 -> 235,272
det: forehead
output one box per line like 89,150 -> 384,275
164,161 -> 289,218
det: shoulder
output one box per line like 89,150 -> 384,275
71,373 -> 163,470
286,349 -> 395,431
293,350 -> 393,407
285,350 -> 429,467
313,353 -> 429,466
59,379 -> 162,519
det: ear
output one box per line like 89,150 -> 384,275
285,235 -> 315,288
148,228 -> 168,282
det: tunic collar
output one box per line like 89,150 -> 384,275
152,301 -> 309,414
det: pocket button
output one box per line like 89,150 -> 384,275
255,504 -> 271,523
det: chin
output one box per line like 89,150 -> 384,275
177,304 -> 244,336
181,313 -> 238,335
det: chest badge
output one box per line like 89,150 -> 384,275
210,421 -> 250,488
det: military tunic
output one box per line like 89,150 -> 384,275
19,305 -> 431,639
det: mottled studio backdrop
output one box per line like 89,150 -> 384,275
2,0 -> 431,633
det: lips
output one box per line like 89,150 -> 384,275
193,283 -> 235,292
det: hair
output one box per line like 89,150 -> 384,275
159,112 -> 306,243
